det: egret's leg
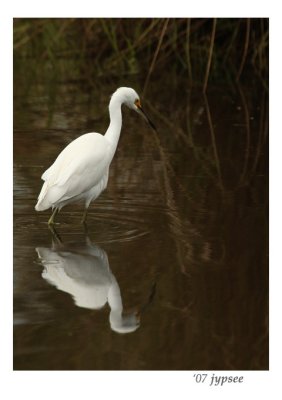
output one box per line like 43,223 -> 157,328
48,208 -> 58,225
48,224 -> 63,245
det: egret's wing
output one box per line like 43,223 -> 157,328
42,133 -> 105,181
39,132 -> 111,206
41,166 -> 53,181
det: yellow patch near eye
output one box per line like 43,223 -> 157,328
134,99 -> 141,108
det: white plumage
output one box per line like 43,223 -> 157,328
35,87 -> 155,224
35,133 -> 110,211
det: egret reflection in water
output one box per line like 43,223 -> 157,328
36,229 -> 153,334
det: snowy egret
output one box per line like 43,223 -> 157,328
35,87 -> 156,225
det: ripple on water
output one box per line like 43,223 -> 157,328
14,197 -> 166,245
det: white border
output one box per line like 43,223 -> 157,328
2,1 -> 280,399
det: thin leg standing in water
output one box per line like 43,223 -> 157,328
48,208 -> 58,225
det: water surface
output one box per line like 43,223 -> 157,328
14,73 -> 268,370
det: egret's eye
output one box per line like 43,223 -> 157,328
134,99 -> 141,108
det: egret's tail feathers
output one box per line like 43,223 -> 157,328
35,201 -> 48,211
35,181 -> 51,211
35,196 -> 51,211
35,181 -> 71,211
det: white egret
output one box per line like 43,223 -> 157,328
35,87 -> 155,225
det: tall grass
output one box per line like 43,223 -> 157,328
14,18 -> 268,91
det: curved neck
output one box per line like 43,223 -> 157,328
105,95 -> 123,151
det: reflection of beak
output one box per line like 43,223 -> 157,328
137,105 -> 157,131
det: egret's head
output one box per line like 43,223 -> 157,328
113,87 -> 156,131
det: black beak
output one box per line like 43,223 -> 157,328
137,106 -> 157,131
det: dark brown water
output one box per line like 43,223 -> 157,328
14,72 -> 268,370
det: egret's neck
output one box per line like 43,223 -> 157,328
107,279 -> 139,333
105,96 -> 122,151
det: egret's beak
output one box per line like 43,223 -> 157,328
135,100 -> 156,131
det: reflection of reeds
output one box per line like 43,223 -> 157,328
250,89 -> 268,179
149,127 -> 193,276
145,76 -> 268,195
237,82 -> 251,186
236,18 -> 251,81
203,93 -> 223,190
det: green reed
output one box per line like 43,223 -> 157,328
14,18 -> 269,91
